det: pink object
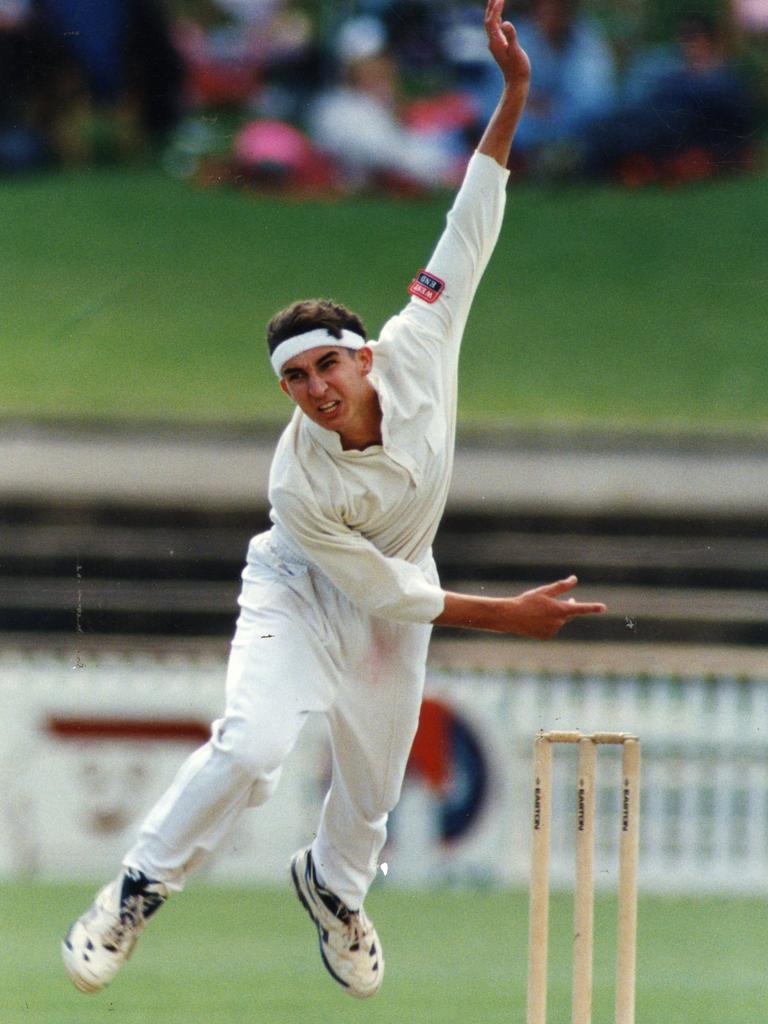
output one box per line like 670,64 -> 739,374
234,119 -> 312,169
733,0 -> 768,31
403,92 -> 477,132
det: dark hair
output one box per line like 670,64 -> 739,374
266,299 -> 367,357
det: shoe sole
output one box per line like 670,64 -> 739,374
289,852 -> 381,999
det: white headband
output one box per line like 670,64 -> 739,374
270,328 -> 366,376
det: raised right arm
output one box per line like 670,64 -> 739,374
377,0 -> 530,360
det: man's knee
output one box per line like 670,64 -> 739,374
212,715 -> 292,782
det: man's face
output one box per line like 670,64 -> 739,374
279,344 -> 376,438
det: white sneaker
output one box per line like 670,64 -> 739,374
290,847 -> 384,998
61,868 -> 168,993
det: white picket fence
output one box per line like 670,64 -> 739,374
430,669 -> 768,893
1,646 -> 767,893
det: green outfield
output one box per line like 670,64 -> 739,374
4,168 -> 767,430
2,881 -> 765,1023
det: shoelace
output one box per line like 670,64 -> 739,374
307,855 -> 374,953
342,911 -> 373,953
101,895 -> 151,952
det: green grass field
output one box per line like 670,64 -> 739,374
2,881 -> 766,1023
3,168 -> 767,431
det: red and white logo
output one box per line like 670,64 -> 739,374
408,269 -> 445,304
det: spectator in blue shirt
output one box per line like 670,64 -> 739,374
512,0 -> 617,156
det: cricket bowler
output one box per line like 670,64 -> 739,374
62,0 -> 605,999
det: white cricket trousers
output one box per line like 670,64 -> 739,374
124,531 -> 434,909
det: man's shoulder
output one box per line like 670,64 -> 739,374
374,307 -> 440,367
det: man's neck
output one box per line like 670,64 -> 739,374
339,392 -> 383,451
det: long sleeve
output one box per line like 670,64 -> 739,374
377,151 -> 509,362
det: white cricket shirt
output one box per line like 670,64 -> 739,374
265,152 -> 509,624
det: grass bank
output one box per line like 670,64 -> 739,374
3,168 -> 767,430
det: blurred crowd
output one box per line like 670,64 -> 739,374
1,0 -> 767,190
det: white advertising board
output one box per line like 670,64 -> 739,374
2,648 -> 768,893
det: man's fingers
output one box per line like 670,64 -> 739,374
563,602 -> 608,617
485,0 -> 506,45
501,21 -> 517,43
540,575 -> 579,597
537,576 -> 607,617
485,0 -> 504,21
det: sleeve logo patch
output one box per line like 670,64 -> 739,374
408,269 -> 445,304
